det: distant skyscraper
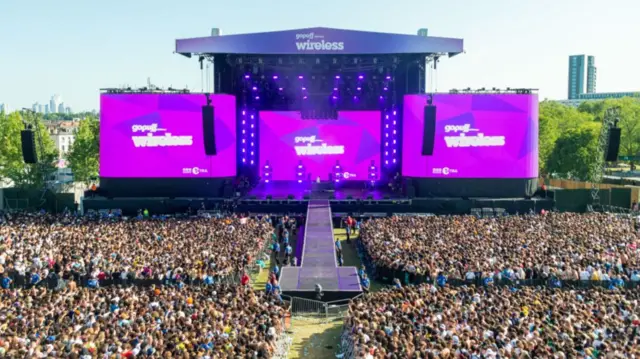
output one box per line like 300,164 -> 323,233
65,106 -> 71,114
0,103 -> 8,113
44,104 -> 50,114
38,104 -> 44,113
58,102 -> 65,114
32,103 -> 38,112
50,94 -> 62,114
587,56 -> 597,94
568,55 -> 586,100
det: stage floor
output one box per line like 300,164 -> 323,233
246,181 -> 399,200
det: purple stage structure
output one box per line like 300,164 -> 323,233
279,200 -> 361,301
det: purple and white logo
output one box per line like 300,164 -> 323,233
443,123 -> 505,148
131,123 -> 193,148
295,32 -> 344,51
294,135 -> 345,156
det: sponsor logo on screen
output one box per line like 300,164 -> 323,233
443,124 -> 505,148
294,135 -> 345,156
432,167 -> 458,175
182,167 -> 208,175
343,172 -> 356,179
295,32 -> 344,51
130,123 -> 193,148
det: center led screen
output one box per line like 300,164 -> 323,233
100,94 -> 236,178
259,111 -> 381,181
402,94 -> 539,178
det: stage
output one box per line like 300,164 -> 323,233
245,181 -> 400,200
279,200 -> 362,301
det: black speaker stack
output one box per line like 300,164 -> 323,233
20,130 -> 37,164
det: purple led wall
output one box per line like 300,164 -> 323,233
402,94 -> 538,178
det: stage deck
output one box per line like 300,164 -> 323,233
279,200 -> 362,301
247,181 -> 399,200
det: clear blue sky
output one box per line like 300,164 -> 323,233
1,0 -> 638,111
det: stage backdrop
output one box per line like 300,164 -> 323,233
402,94 -> 538,178
259,111 -> 381,181
100,94 -> 236,178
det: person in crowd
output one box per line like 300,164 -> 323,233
344,284 -> 640,358
0,284 -> 288,357
358,212 -> 640,283
0,213 -> 272,290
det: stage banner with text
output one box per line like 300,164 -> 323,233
402,94 -> 538,178
259,111 -> 381,181
100,94 -> 236,178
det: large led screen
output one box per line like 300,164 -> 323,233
259,111 -> 381,181
402,94 -> 538,178
100,94 -> 236,178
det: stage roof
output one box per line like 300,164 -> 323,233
175,27 -> 464,56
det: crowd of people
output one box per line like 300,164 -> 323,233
358,213 -> 640,284
0,284 -> 289,357
344,284 -> 639,358
0,213 -> 273,288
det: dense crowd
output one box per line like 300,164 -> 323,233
344,284 -> 639,358
0,284 -> 288,357
0,214 -> 272,287
359,213 -> 640,282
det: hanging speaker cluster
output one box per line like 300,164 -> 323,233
202,105 -> 217,155
605,128 -> 621,162
20,130 -> 37,164
422,105 -> 436,156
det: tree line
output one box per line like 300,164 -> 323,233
540,97 -> 640,181
0,97 -> 638,190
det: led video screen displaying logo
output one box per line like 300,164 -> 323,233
401,94 -> 538,178
259,111 -> 381,181
100,94 -> 236,178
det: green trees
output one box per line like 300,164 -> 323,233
66,116 -> 100,184
0,110 -> 57,188
539,97 -> 640,181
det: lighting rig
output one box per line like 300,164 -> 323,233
228,55 -> 418,178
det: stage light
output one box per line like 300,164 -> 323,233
385,115 -> 389,119
298,179 -> 302,183
242,120 -> 245,125
335,75 -> 340,79
393,111 -> 397,115
255,96 -> 260,100
251,151 -> 254,155
333,88 -> 338,91
242,139 -> 246,143
242,110 -> 246,115
244,75 -> 250,79
383,87 -> 388,91
298,165 -> 302,168
250,160 -> 254,165
250,124 -> 254,128
298,76 -> 303,79
298,173 -> 302,176
385,160 -> 388,165
279,87 -> 283,91
242,130 -> 246,134
242,149 -> 245,153
265,165 -> 269,169
273,75 -> 279,80
357,87 -> 362,91
358,75 -> 364,79
386,76 -> 391,80
266,179 -> 270,183
302,87 -> 306,90
385,124 -> 389,128
252,86 -> 257,91
251,115 -> 254,119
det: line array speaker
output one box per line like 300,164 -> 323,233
202,106 -> 217,155
422,105 -> 436,155
20,130 -> 37,164
605,128 -> 621,162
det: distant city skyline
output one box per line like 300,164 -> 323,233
2,0 -> 640,110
